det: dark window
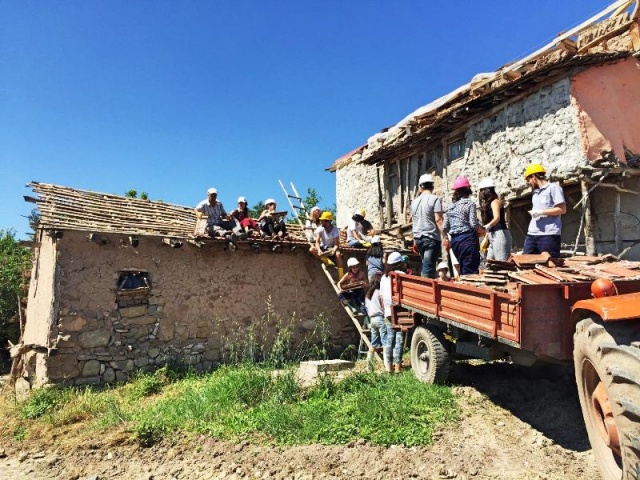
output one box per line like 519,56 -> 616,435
116,271 -> 150,308
447,139 -> 465,163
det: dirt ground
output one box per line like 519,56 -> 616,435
0,361 -> 600,480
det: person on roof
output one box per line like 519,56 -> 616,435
304,206 -> 322,243
443,176 -> 483,275
478,178 -> 513,262
523,163 -> 566,258
258,198 -> 287,238
195,188 -> 242,240
365,236 -> 384,282
338,257 -> 368,315
346,210 -> 372,248
411,173 -> 445,278
309,211 -> 344,275
230,196 -> 260,236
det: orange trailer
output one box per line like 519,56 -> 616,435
389,272 -> 640,480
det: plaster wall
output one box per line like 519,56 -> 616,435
26,231 -> 357,386
571,57 -> 640,165
24,232 -> 57,347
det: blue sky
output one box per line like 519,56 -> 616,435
0,0 -> 614,238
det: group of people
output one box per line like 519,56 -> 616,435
411,163 -> 566,278
194,188 -> 288,247
336,250 -> 409,373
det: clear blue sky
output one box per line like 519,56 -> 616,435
1,0 -> 614,238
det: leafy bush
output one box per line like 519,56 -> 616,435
20,387 -> 67,419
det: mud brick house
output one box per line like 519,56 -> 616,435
16,182 -> 357,389
330,1 -> 640,260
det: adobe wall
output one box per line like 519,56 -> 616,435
22,231 -> 358,387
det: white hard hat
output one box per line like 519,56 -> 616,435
387,251 -> 403,265
437,261 -> 449,271
371,236 -> 381,244
478,177 -> 496,190
237,196 -> 247,203
419,174 -> 434,184
265,198 -> 276,205
311,206 -> 321,213
207,188 -> 218,194
347,257 -> 359,267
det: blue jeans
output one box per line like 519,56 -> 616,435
415,237 -> 441,278
384,317 -> 404,367
523,235 -> 561,258
369,315 -> 386,349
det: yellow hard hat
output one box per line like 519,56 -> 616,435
524,163 -> 546,179
319,211 -> 333,221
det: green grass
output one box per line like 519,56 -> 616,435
3,365 -> 458,449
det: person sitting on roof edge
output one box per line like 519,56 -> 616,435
231,196 -> 260,236
304,206 -> 322,243
338,257 -> 368,316
259,198 -> 288,238
195,188 -> 243,244
346,210 -> 372,248
310,211 -> 344,276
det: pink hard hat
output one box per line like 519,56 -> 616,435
453,176 -> 471,190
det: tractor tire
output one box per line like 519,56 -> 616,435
410,325 -> 450,384
574,318 -> 640,480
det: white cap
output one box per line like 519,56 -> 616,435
478,177 -> 496,190
311,206 -> 321,213
237,196 -> 247,203
387,251 -> 403,265
437,261 -> 449,271
352,210 -> 363,218
347,257 -> 359,267
370,236 -> 381,244
207,188 -> 218,194
265,198 -> 276,205
419,174 -> 434,184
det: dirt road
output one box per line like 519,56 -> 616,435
0,361 -> 599,479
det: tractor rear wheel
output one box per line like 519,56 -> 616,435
574,318 -> 640,480
410,325 -> 450,384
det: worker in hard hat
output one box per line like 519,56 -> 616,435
379,252 -> 408,373
258,198 -> 288,238
337,257 -> 368,315
478,178 -> 512,261
304,206 -> 322,243
230,196 -> 260,236
310,211 -> 344,275
346,210 -> 372,248
410,173 -> 445,278
443,176 -> 483,275
523,164 -> 566,258
195,187 -> 242,241
436,261 -> 452,282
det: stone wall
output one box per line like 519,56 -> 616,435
336,77 -> 586,232
22,231 -> 358,387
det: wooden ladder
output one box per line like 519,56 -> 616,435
278,180 -> 382,364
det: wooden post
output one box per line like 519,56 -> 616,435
614,191 -> 623,254
580,179 -> 597,256
376,165 -> 385,230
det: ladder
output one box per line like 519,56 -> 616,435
278,180 -> 382,364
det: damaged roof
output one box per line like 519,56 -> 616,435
27,181 -> 197,238
328,0 -> 640,171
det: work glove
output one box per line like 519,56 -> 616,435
529,210 -> 546,219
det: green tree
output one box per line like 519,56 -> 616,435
0,229 -> 31,370
250,201 -> 266,219
125,190 -> 149,200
